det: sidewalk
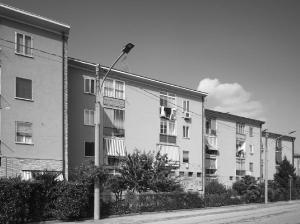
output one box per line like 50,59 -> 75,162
48,200 -> 300,224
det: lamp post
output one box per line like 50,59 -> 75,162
289,174 -> 292,201
94,43 -> 134,220
263,129 -> 268,204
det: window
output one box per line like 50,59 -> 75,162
103,79 -> 114,97
103,79 -> 125,99
160,92 -> 176,107
16,77 -> 32,100
236,123 -> 245,134
249,162 -> 254,172
160,119 -> 176,136
179,171 -> 185,177
85,142 -> 95,157
249,127 -> 253,137
183,126 -> 189,138
16,121 -> 33,144
183,151 -> 189,163
236,158 -> 245,176
84,77 -> 95,94
104,108 -> 125,137
188,172 -> 193,177
183,100 -> 190,112
206,118 -> 216,135
197,172 -> 201,178
84,109 -> 95,126
249,144 -> 254,154
15,33 -> 33,56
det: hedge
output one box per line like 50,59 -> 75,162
0,178 -> 92,223
101,191 -> 245,216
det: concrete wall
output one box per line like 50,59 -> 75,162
210,118 -> 262,187
68,65 -> 204,190
68,66 -> 96,169
262,137 -> 294,180
0,18 -> 65,176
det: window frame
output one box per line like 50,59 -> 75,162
183,100 -> 190,112
15,32 -> 33,57
15,121 -> 33,145
103,78 -> 125,100
15,77 -> 33,101
83,76 -> 96,95
183,150 -> 189,163
160,119 -> 176,136
249,144 -> 254,155
160,92 -> 176,108
183,125 -> 190,138
236,123 -> 245,135
249,126 -> 254,137
84,109 -> 95,126
249,162 -> 254,172
84,141 -> 95,157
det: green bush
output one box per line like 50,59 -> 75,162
0,178 -> 46,223
205,180 -> 227,195
50,182 -> 91,220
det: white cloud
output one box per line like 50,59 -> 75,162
197,78 -> 264,119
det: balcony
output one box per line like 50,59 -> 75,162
205,136 -> 218,157
104,137 -> 126,158
157,144 -> 179,167
236,170 -> 246,176
160,134 -> 176,144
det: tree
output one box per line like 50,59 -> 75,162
232,175 -> 257,195
274,157 -> 296,198
118,150 -> 181,193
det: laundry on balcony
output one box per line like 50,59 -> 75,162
205,136 -> 218,151
160,106 -> 176,120
236,141 -> 246,157
157,144 -> 179,166
104,137 -> 126,157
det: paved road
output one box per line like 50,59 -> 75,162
59,200 -> 300,224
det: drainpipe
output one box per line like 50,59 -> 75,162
202,96 -> 205,195
62,32 -> 68,180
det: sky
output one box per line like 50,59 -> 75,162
2,0 -> 299,152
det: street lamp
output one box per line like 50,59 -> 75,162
94,43 -> 135,220
263,129 -> 268,204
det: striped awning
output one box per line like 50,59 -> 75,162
104,138 -> 125,157
157,144 -> 179,163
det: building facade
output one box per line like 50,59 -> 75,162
205,109 -> 265,187
68,58 -> 207,191
0,4 -> 70,179
262,131 -> 295,180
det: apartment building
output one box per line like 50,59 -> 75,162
262,131 -> 295,180
68,58 -> 207,191
0,4 -> 70,179
205,109 -> 265,187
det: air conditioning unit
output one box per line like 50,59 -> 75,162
184,112 -> 191,120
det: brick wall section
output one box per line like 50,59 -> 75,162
0,157 -> 63,178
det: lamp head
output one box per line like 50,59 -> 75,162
122,43 -> 135,54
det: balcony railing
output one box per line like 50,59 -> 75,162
157,144 -> 180,167
104,137 -> 126,157
236,170 -> 246,176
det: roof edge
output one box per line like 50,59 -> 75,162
68,57 -> 208,97
205,109 -> 265,126
0,3 -> 70,30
